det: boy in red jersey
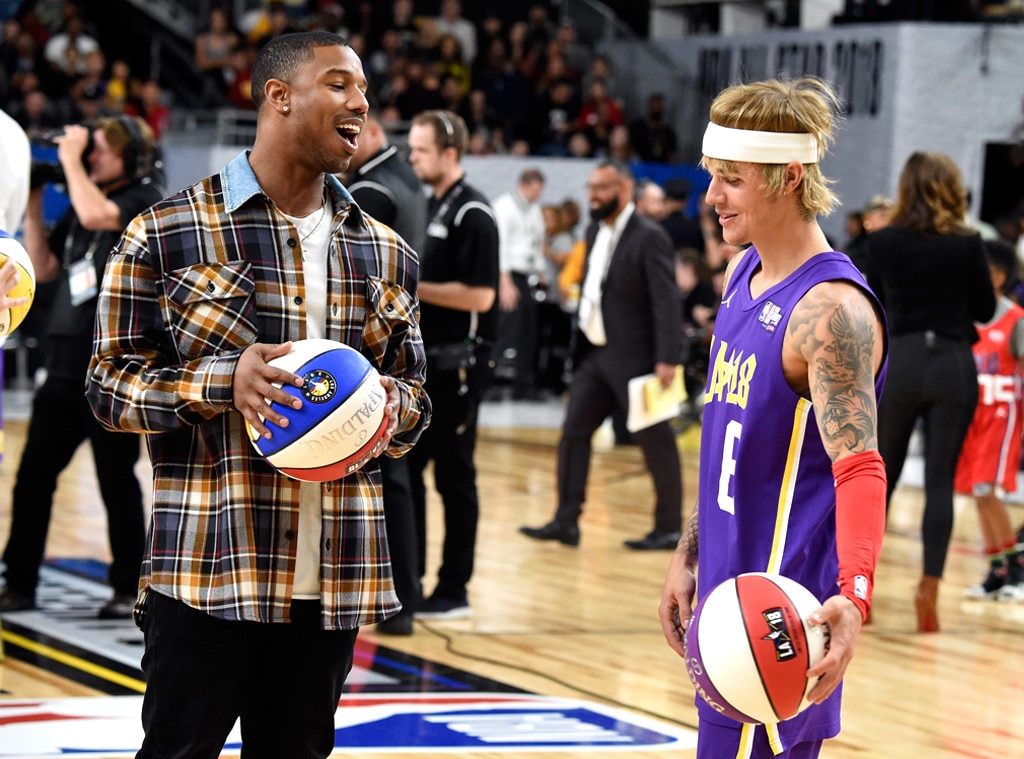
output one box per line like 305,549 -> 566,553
956,238 -> 1024,600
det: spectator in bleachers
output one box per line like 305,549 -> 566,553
224,41 -> 256,110
435,34 -> 471,98
42,11 -> 97,78
253,2 -> 301,50
582,53 -> 617,100
105,58 -> 134,114
475,12 -> 505,68
309,3 -> 348,38
578,79 -> 623,156
194,5 -> 240,107
459,88 -> 503,148
434,0 -> 476,66
414,15 -> 442,62
126,79 -> 170,141
348,1 -> 377,45
1,17 -> 23,86
629,92 -> 679,164
10,85 -> 61,132
5,24 -> 52,100
523,3 -> 557,60
553,21 -> 590,82
69,80 -> 105,123
566,129 -> 592,158
528,76 -> 578,156
605,124 -> 635,163
473,36 -> 531,141
390,55 -> 443,121
366,27 -> 402,95
387,0 -> 421,58
506,21 -> 534,77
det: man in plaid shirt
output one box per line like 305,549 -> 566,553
85,32 -> 429,758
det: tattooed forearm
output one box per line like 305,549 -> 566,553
680,509 -> 699,569
814,303 -> 878,456
789,286 -> 881,460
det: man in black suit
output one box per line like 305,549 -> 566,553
520,159 -> 684,550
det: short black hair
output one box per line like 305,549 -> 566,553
984,238 -> 1019,294
250,30 -> 346,110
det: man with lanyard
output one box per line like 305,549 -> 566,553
0,116 -> 161,618
406,109 -> 499,619
345,103 -> 427,635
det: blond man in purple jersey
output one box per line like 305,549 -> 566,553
659,78 -> 889,758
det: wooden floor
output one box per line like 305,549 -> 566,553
1,398 -> 1023,758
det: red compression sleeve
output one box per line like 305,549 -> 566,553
832,449 -> 887,622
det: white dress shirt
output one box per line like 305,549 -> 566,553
578,203 -> 635,346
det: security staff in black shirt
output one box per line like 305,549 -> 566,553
406,109 -> 498,619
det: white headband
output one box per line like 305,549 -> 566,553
702,122 -> 819,164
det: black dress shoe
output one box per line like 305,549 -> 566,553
519,518 -> 579,546
98,593 -> 136,620
624,529 -> 682,551
0,588 -> 35,613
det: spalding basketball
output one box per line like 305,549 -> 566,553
684,572 -> 829,724
0,230 -> 35,336
246,338 -> 388,481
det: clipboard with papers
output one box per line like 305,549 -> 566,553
626,367 -> 687,433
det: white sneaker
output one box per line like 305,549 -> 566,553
997,582 -> 1024,602
963,566 -> 1005,599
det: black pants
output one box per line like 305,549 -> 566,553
407,362 -> 491,601
380,455 -> 421,615
554,349 -> 683,533
2,376 -> 146,599
496,272 -> 540,397
136,591 -> 358,759
878,332 -> 978,578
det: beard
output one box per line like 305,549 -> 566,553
589,196 -> 620,222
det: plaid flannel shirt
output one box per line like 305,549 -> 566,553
86,152 -> 430,630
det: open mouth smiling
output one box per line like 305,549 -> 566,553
336,122 -> 361,151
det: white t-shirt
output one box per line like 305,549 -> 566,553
0,109 -> 30,234
281,203 -> 333,599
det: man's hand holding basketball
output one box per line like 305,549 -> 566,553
234,342 -> 304,440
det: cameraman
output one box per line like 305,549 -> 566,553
0,116 -> 163,618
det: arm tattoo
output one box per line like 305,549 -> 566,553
680,509 -> 699,568
789,290 -> 879,460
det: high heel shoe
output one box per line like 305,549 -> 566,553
914,575 -> 940,633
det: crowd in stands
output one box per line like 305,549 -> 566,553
0,1 -> 171,140
0,0 -> 684,164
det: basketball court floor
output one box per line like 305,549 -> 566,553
1,391 -> 1023,757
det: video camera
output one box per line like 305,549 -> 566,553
29,125 -> 94,189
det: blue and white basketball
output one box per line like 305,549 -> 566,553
247,338 -> 388,481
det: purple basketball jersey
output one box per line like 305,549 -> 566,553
695,248 -> 887,741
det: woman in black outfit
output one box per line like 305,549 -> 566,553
861,152 -> 995,632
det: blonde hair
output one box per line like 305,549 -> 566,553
700,77 -> 842,221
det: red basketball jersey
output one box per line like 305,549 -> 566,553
955,298 -> 1024,495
